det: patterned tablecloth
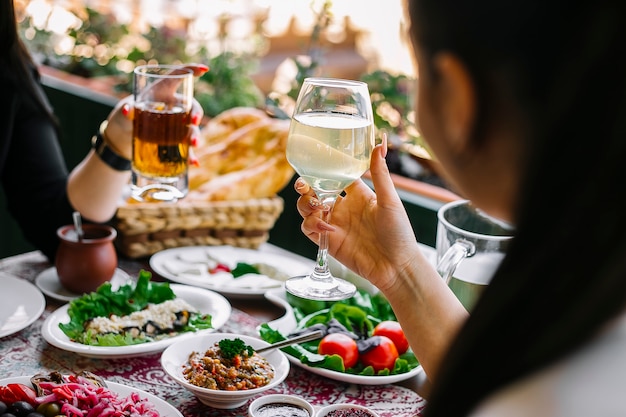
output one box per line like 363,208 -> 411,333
0,250 -> 427,417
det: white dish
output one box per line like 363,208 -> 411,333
41,284 -> 231,358
161,333 -> 290,409
0,272 -> 46,338
150,245 -> 314,298
263,288 -> 423,385
35,267 -> 132,302
249,394 -> 314,417
0,376 -> 182,417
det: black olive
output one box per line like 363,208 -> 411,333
25,413 -> 45,417
8,401 -> 35,417
1,413 -> 18,417
0,401 -> 7,414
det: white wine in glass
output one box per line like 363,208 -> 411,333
286,77 -> 375,301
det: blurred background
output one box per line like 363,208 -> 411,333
14,0 -> 444,184
2,0 -> 454,259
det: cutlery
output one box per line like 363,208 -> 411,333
72,211 -> 84,240
255,330 -> 324,354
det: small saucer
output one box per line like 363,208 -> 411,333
35,267 -> 132,302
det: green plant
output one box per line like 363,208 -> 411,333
19,6 -> 263,118
196,52 -> 264,118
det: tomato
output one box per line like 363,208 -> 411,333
318,333 -> 359,369
359,335 -> 399,372
373,320 -> 409,354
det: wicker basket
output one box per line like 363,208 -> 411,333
113,197 -> 284,259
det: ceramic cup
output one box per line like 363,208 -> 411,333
436,199 -> 514,311
55,224 -> 118,294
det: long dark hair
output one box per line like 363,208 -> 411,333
1,0 -> 57,124
408,0 -> 626,415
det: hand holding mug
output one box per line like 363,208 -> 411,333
102,64 -> 208,181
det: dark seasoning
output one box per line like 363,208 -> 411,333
255,402 -> 310,417
323,409 -> 375,417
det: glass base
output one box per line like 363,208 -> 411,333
131,170 -> 187,203
285,274 -> 357,301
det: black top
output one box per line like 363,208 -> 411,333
0,65 -> 74,262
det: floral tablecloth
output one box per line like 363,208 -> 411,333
0,250 -> 427,417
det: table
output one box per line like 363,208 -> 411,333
0,244 -> 428,416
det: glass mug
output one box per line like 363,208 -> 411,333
436,199 -> 515,311
130,64 -> 194,202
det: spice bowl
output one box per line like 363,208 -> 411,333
316,404 -> 380,417
161,333 -> 290,409
248,394 -> 314,417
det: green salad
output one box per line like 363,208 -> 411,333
59,270 -> 212,346
259,290 -> 420,376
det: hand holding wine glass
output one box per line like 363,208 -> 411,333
285,77 -> 375,301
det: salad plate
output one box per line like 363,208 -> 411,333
150,245 -> 314,299
263,288 -> 423,385
0,376 -> 183,417
0,272 -> 45,339
41,284 -> 231,358
35,267 -> 131,302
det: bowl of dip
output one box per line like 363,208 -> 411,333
161,333 -> 290,409
316,404 -> 380,417
249,394 -> 314,417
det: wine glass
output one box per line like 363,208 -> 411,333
285,77 -> 375,301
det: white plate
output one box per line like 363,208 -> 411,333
0,376 -> 182,417
0,273 -> 46,338
35,267 -> 132,302
41,284 -> 231,358
150,245 -> 314,298
263,288 -> 423,385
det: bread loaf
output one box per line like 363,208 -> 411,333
187,107 -> 294,201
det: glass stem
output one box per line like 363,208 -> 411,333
312,194 -> 337,281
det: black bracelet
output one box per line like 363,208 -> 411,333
92,122 -> 131,171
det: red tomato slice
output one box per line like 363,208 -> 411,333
373,320 -> 410,354
318,333 -> 359,369
360,335 -> 399,372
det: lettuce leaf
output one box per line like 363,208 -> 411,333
58,270 -> 211,346
258,297 -> 421,376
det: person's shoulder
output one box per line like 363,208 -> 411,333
471,309 -> 626,417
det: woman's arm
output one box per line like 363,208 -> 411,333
295,140 -> 468,379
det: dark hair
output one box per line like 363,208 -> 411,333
408,0 -> 626,416
1,0 -> 57,124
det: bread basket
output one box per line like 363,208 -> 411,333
114,197 -> 284,259
114,107 -> 292,258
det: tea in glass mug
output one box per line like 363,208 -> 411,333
132,103 -> 191,178
436,199 -> 514,311
131,65 -> 194,202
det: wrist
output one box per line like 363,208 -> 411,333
92,121 -> 131,171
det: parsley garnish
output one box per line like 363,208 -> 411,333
219,338 -> 254,359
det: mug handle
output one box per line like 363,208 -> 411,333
436,239 -> 476,284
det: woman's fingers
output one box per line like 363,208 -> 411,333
367,134 -> 398,206
182,63 -> 210,77
151,64 -> 209,104
294,177 -> 312,196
